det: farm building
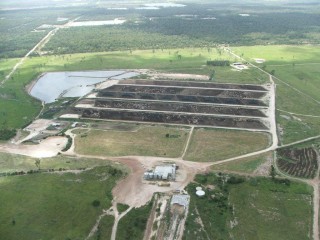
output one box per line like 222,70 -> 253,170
144,164 -> 176,181
170,195 -> 190,209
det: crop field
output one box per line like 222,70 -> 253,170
0,165 -> 125,239
277,147 -> 318,179
211,152 -> 272,174
73,125 -> 189,157
184,128 -> 270,162
184,173 -> 313,240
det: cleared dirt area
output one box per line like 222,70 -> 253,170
112,156 -> 210,207
0,136 -> 67,158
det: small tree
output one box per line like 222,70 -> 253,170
92,200 -> 100,207
35,159 -> 41,170
270,165 -> 276,180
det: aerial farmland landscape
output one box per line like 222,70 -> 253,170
0,0 -> 319,239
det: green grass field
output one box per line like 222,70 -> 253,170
184,128 -> 270,162
89,215 -> 114,240
184,173 -> 313,240
74,125 -> 189,157
211,152 -> 272,174
116,202 -> 152,240
232,45 -> 320,144
0,165 -> 125,240
0,58 -> 19,79
232,45 -> 320,65
277,114 -> 320,144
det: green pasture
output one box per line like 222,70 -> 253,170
232,45 -> 320,65
184,173 -> 313,240
0,165 -> 125,240
74,125 -> 189,157
184,128 -> 270,162
117,202 -> 152,240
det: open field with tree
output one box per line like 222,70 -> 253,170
184,173 -> 313,240
74,125 -> 189,157
277,114 -> 320,144
184,128 -> 270,162
0,165 -> 125,239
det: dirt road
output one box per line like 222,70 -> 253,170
1,17 -> 80,87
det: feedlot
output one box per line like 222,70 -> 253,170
94,99 -> 267,117
101,85 -> 266,99
71,79 -> 271,130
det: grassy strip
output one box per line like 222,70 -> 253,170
0,165 -> 125,239
185,128 -> 270,162
0,153 -> 121,173
211,152 -> 272,174
117,203 -> 130,214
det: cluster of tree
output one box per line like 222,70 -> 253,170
0,128 -> 16,140
3,3 -> 320,57
0,167 -> 87,177
43,26 -> 214,54
0,7 -> 85,58
207,60 -> 230,66
61,135 -> 72,152
137,11 -> 320,46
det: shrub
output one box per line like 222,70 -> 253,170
92,200 -> 100,207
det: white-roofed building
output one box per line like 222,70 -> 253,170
144,164 -> 176,181
171,194 -> 190,209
